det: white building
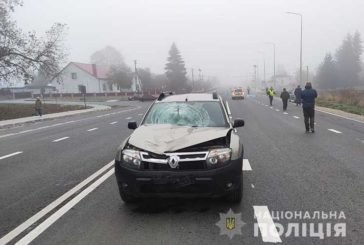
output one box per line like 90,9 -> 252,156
50,62 -> 118,93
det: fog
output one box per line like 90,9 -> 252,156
13,0 -> 364,85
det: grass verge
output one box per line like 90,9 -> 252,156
0,103 -> 88,121
316,98 -> 364,116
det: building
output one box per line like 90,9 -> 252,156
49,62 -> 118,93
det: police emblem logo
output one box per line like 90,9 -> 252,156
216,209 -> 245,239
226,217 -> 235,230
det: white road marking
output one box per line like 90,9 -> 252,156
87,128 -> 98,132
265,105 -> 268,107
0,151 -> 23,160
251,184 -> 255,188
52,137 -> 69,142
328,129 -> 342,134
138,113 -> 143,116
275,109 -> 280,112
283,112 -> 288,115
253,206 -> 282,243
16,168 -> 115,244
242,159 -> 252,171
356,138 -> 364,144
110,121 -> 118,125
125,117 -> 132,120
106,99 -> 118,102
0,161 -> 114,244
293,116 -> 300,119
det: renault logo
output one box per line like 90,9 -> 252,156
168,155 -> 180,168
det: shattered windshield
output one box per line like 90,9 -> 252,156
143,102 -> 228,127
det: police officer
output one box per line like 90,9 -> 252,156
301,82 -> 318,133
267,87 -> 276,106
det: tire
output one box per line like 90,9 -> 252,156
118,184 -> 137,203
226,179 -> 242,203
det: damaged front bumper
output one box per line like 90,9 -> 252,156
114,158 -> 242,198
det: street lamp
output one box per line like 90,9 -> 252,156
264,42 -> 276,88
286,11 -> 303,86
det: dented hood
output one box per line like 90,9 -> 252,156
128,124 -> 230,154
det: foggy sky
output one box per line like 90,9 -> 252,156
13,0 -> 364,85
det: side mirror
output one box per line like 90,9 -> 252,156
128,121 -> 137,130
233,119 -> 245,128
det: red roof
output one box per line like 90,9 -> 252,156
72,62 -> 108,79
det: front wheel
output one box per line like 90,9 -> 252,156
118,184 -> 137,203
226,178 -> 242,203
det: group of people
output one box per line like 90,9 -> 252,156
266,82 -> 318,133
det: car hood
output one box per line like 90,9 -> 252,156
128,124 -> 230,154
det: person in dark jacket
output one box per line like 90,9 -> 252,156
280,88 -> 290,111
301,82 -> 318,133
35,97 -> 43,116
294,85 -> 302,106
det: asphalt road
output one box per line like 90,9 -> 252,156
0,96 -> 363,245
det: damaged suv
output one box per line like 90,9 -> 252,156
114,92 -> 245,203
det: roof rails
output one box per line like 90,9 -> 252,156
212,92 -> 218,99
157,91 -> 174,101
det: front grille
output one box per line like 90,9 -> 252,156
140,151 -> 208,171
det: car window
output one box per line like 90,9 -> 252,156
234,89 -> 243,93
143,101 -> 228,127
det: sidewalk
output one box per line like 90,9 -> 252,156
0,103 -> 111,128
316,106 -> 364,124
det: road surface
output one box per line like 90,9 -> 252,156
0,97 -> 363,244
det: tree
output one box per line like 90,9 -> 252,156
335,32 -> 362,88
316,53 -> 338,89
165,43 -> 188,92
107,65 -> 132,89
0,0 -> 67,84
90,46 -> 125,70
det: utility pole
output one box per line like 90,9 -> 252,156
286,12 -> 303,85
191,68 -> 194,91
253,65 -> 257,93
264,42 -> 276,87
306,66 -> 309,82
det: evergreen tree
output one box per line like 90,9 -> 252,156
316,53 -> 338,89
335,33 -> 362,88
165,43 -> 188,92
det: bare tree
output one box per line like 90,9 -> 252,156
90,46 -> 126,70
0,0 -> 68,84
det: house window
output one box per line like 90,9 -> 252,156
108,83 -> 113,91
102,83 -> 107,91
71,73 -> 77,79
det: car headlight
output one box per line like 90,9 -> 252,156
206,148 -> 231,168
119,149 -> 141,169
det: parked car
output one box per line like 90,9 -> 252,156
115,92 -> 245,203
231,88 -> 245,100
128,93 -> 157,102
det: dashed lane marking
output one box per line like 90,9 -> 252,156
283,112 -> 288,115
275,109 -> 280,112
0,151 -> 23,160
110,121 -> 118,125
251,184 -> 255,188
253,206 -> 282,243
52,137 -> 69,142
87,128 -> 98,132
293,116 -> 300,119
242,159 -> 252,171
328,129 -> 342,134
125,117 -> 132,120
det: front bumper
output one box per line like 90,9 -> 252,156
114,158 -> 242,198
232,96 -> 244,100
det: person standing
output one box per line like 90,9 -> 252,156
267,87 -> 276,106
35,97 -> 43,116
280,88 -> 290,111
301,82 -> 318,133
294,85 -> 302,106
